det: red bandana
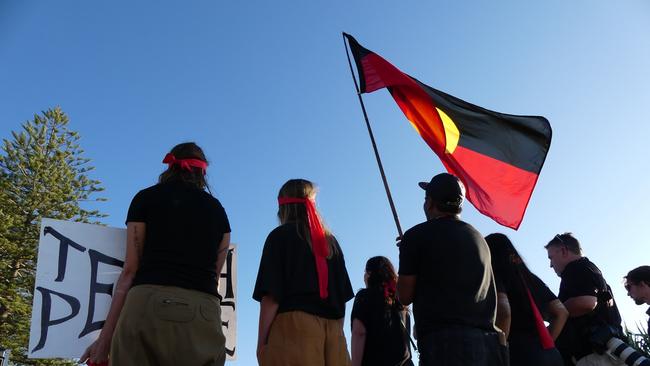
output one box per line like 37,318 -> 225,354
162,153 -> 207,175
278,197 -> 329,299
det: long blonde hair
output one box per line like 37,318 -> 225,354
277,179 -> 338,257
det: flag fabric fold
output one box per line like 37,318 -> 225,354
344,33 -> 551,229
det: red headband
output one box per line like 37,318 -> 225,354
278,197 -> 329,299
163,153 -> 207,175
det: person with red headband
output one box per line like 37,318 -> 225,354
80,142 -> 231,366
351,256 -> 414,366
253,179 -> 354,366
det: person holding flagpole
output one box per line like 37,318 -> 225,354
80,142 -> 231,366
397,172 -> 507,366
253,179 -> 354,366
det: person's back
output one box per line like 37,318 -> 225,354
253,179 -> 354,366
80,142 -> 231,366
400,217 -> 496,336
130,181 -> 229,296
397,173 -> 506,366
351,256 -> 413,366
486,233 -> 567,366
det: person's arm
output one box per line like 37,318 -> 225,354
351,318 -> 367,366
257,295 -> 279,363
495,292 -> 511,339
397,275 -> 417,306
80,222 -> 145,364
546,299 -> 569,340
563,295 -> 597,317
215,232 -> 231,276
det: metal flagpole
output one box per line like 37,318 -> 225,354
342,33 -> 404,240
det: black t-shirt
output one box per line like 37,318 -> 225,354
351,288 -> 412,366
646,307 -> 650,334
557,257 -> 622,359
252,223 -> 354,319
398,217 -> 497,337
496,272 -> 557,337
126,181 -> 231,296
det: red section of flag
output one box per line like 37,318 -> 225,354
441,146 -> 540,229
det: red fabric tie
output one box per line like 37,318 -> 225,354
525,286 -> 555,349
278,197 -> 329,299
162,153 -> 207,175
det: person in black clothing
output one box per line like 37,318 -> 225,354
397,173 -> 507,366
351,256 -> 414,366
81,142 -> 231,366
546,233 -> 623,366
485,233 -> 568,366
253,178 -> 354,366
624,266 -> 650,333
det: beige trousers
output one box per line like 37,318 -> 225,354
110,284 -> 225,366
260,311 -> 351,366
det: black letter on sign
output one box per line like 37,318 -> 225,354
219,248 -> 235,300
43,226 -> 87,282
78,249 -> 124,338
32,286 -> 81,353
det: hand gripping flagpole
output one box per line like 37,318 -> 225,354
343,33 -> 404,240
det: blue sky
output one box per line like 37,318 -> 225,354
2,1 -> 649,364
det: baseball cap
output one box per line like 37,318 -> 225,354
418,173 -> 465,208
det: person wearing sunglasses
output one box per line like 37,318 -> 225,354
545,233 -> 623,366
624,266 -> 650,334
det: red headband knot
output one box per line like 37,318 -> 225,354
163,153 -> 208,175
278,196 -> 330,299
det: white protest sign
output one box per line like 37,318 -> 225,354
29,218 -> 237,360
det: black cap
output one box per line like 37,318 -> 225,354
418,173 -> 465,208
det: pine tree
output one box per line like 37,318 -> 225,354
0,107 -> 106,365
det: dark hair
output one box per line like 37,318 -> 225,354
626,266 -> 650,286
159,142 -> 209,191
485,233 -> 543,320
485,233 -> 532,283
365,256 -> 404,321
544,232 -> 582,255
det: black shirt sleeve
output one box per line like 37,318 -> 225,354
126,190 -> 148,224
351,289 -> 371,328
398,231 -> 419,276
214,199 -> 231,234
252,230 -> 284,302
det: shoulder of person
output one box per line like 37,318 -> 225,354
267,223 -> 299,240
355,288 -> 369,299
403,220 -> 435,238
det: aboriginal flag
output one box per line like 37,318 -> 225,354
344,33 -> 551,229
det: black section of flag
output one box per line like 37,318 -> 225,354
413,79 -> 552,173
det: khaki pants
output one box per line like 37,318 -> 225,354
260,311 -> 351,366
110,285 -> 226,366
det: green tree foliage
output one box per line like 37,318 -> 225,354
0,107 -> 106,365
625,324 -> 650,358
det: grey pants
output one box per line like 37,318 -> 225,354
110,284 -> 226,366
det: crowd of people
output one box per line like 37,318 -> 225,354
79,142 -> 649,366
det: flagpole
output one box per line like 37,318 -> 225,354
343,34 -> 404,240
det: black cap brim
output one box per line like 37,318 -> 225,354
418,182 -> 428,190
